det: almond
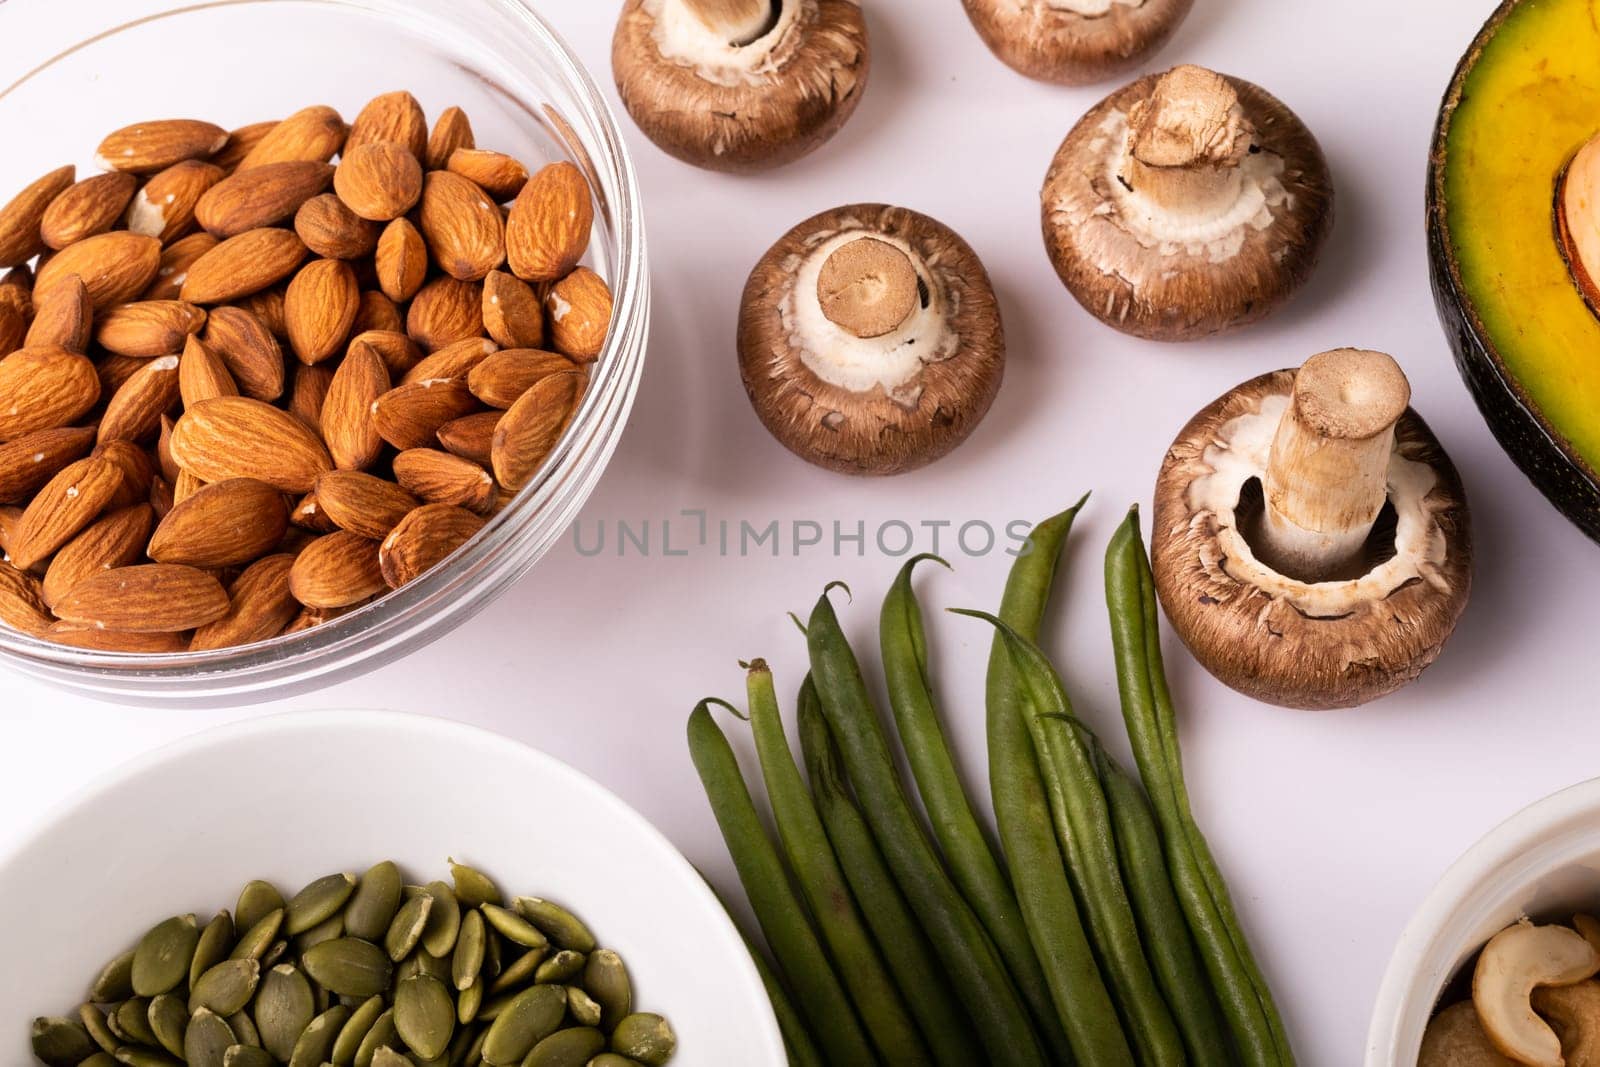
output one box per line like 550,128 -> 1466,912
285,257 -> 359,364
467,348 -> 576,409
211,121 -> 279,174
148,477 -> 289,568
547,267 -> 613,361
375,217 -> 428,302
0,426 -> 96,504
279,604 -> 350,635
506,162 -> 593,283
25,274 -> 93,353
314,470 -> 418,539
170,396 -> 332,493
491,370 -> 584,491
95,438 -> 157,509
126,160 -> 225,243
237,106 -> 347,171
393,448 -> 495,513
407,276 -> 483,351
0,346 -> 101,441
97,354 -> 180,444
95,119 -> 229,174
41,503 -> 153,609
149,474 -> 174,520
35,231 -> 163,310
180,227 -> 308,304
156,413 -> 179,483
334,142 -> 423,222
45,623 -> 188,652
347,329 -> 421,377
0,291 -> 24,356
418,170 -> 505,281
54,562 -> 229,632
446,149 -> 529,202
345,91 -> 428,160
189,553 -> 300,650
436,411 -> 499,466
95,299 -> 207,357
321,339 -> 390,471
373,379 -> 479,451
238,285 -> 289,338
9,456 -> 124,570
203,305 -> 286,401
40,172 -> 139,250
96,355 -> 147,400
0,165 -> 75,267
288,363 -> 333,430
425,106 -> 475,170
195,160 -> 335,237
290,491 -> 338,533
0,505 -> 18,556
295,193 -> 379,259
289,530 -> 386,608
178,334 -> 239,407
401,336 -> 497,386
353,291 -> 405,336
0,560 -> 52,634
379,503 -> 485,588
142,231 -> 218,302
482,270 -> 545,349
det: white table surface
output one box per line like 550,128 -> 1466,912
2,1 -> 1592,1062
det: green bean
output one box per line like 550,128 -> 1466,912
744,662 -> 929,1065
1105,508 -> 1294,1066
987,502 -> 1131,1067
879,556 -> 1068,1055
1095,745 -> 1232,1065
797,678 -> 982,1067
685,701 -> 878,1065
741,922 -> 827,1067
805,591 -> 1047,1067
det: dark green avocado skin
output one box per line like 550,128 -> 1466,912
1426,7 -> 1600,545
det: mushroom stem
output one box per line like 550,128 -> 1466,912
1558,132 -> 1600,312
1259,349 -> 1411,582
1120,65 -> 1256,218
674,0 -> 781,46
816,236 -> 921,340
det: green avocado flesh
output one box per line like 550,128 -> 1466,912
1442,0 -> 1600,472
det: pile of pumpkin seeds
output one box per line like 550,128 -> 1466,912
30,860 -> 676,1067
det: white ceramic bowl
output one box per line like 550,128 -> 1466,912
1366,776 -> 1600,1064
0,710 -> 784,1065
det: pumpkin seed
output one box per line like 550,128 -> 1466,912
114,1049 -> 183,1067
581,951 -> 631,1032
385,894 -> 433,963
479,904 -> 546,951
285,872 -> 357,936
354,1006 -> 398,1067
565,986 -> 601,1029
522,1026 -> 605,1067
488,945 -> 547,995
183,1008 -> 236,1067
448,860 -> 502,908
294,908 -> 346,951
260,939 -> 289,969
226,1011 -> 260,1048
446,1022 -> 480,1067
221,1046 -> 273,1067
588,1056 -> 642,1067
394,974 -> 455,1060
147,992 -> 188,1057
82,1055 -> 116,1067
229,909 -> 283,962
398,948 -> 451,984
236,880 -> 284,933
257,963 -> 316,1061
534,950 -> 584,985
304,936 -> 394,997
452,910 -> 485,991
132,914 -> 199,996
346,861 -> 404,941
189,958 -> 261,1016
480,984 -> 565,1065
459,1025 -> 489,1067
332,994 -> 385,1064
91,949 -> 136,1003
372,1048 -> 416,1067
610,1013 -> 676,1065
191,910 -> 236,988
78,1003 -> 119,1055
512,898 -> 595,954
474,989 -> 514,1024
481,926 -> 502,982
457,980 -> 483,1026
114,998 -> 157,1046
288,1003 -> 350,1067
30,1016 -> 97,1066
418,882 -> 460,957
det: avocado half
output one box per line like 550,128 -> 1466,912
1429,0 -> 1600,542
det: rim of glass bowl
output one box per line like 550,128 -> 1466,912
0,0 -> 649,703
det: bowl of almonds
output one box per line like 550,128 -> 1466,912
0,0 -> 649,702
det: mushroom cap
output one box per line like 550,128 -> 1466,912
1151,368 -> 1472,710
737,203 -> 1005,476
1042,69 -> 1333,342
612,0 -> 869,173
961,0 -> 1194,86
1419,1002 -> 1517,1066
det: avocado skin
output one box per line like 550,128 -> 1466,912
1427,0 -> 1600,544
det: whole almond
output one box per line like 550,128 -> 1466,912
237,285 -> 289,338
189,553 -> 299,650
45,623 -> 189,653
506,162 -> 593,283
0,426 -> 96,504
36,231 -> 162,310
0,292 -> 23,356
195,160 -> 335,237
156,413 -> 179,483
425,106 -> 475,170
203,305 -> 286,401
279,604 -> 350,635
178,334 -> 239,407
482,270 -> 545,350
295,194 -> 379,259
126,160 -> 225,243
353,291 -> 405,336
345,91 -> 428,159
40,172 -> 139,250
95,300 -> 207,357
334,142 -> 423,222
402,337 -> 497,386
0,505 -> 18,556
347,329 -> 421,377
95,438 -> 157,510
211,121 -> 280,174
393,449 -> 495,513
289,530 -> 386,608
288,363 -> 334,430
291,491 -> 338,533
547,267 -> 612,361
41,503 -> 153,609
446,149 -> 529,202
9,456 -> 124,570
95,119 -> 229,174
170,396 -> 332,493
0,346 -> 101,441
468,348 -> 576,409
95,356 -> 147,401
237,106 -> 348,171
321,339 -> 390,470
407,276 -> 483,351
97,354 -> 180,444
54,562 -> 229,632
491,370 -> 584,491
149,474 -> 174,519
25,274 -> 93,353
373,379 -> 479,451
148,477 -> 289,568
379,504 -> 485,588
0,560 -> 52,634
143,232 -> 218,302
436,411 -> 499,466
314,470 -> 418,539
0,165 -> 75,267
418,171 -> 505,281
375,218 -> 428,303
284,258 -> 359,364
180,227 -> 308,304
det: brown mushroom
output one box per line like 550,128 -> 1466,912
1150,348 -> 1472,709
961,0 -> 1193,86
737,204 -> 1005,476
1042,64 -> 1333,341
612,0 -> 869,173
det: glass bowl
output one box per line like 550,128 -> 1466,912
0,0 -> 648,706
